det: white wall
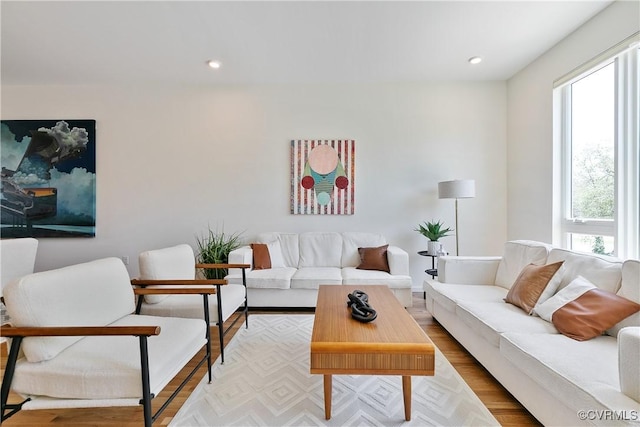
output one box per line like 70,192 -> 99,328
507,0 -> 639,242
2,82 -> 507,288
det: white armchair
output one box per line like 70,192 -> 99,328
0,237 -> 38,325
0,237 -> 39,290
132,244 -> 249,363
0,257 -> 213,427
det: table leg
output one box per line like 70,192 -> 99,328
324,374 -> 332,420
402,375 -> 411,421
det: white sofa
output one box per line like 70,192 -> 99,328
424,240 -> 640,426
226,232 -> 413,307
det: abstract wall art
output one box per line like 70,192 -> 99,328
1,119 -> 96,237
290,139 -> 355,215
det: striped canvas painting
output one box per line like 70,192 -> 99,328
290,140 -> 355,215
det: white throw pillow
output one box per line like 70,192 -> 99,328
267,240 -> 285,268
534,276 -> 596,322
532,263 -> 566,314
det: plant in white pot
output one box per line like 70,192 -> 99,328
415,220 -> 453,254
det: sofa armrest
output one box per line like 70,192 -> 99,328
228,246 -> 253,276
619,326 -> 640,402
438,256 -> 502,285
387,245 -> 409,276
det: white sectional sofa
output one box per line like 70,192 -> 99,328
226,232 -> 413,307
424,240 -> 640,426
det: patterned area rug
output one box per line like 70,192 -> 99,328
170,315 -> 499,427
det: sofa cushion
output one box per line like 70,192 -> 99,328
620,259 -> 640,297
495,240 -> 551,289
341,232 -> 387,267
298,232 -> 342,268
341,267 -> 411,289
500,332 -> 637,415
546,248 -> 622,294
356,245 -> 390,273
290,267 -> 342,289
608,259 -> 640,337
140,283 -> 246,323
246,267 -> 296,289
256,233 -> 299,268
535,276 -> 640,341
139,244 -> 196,304
456,302 -> 558,348
5,258 -> 135,363
424,282 -> 508,313
11,314 -> 206,399
504,261 -> 564,314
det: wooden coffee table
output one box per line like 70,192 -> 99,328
310,285 -> 435,421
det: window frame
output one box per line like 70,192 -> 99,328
554,40 -> 639,259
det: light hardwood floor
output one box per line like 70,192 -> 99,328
1,293 -> 541,426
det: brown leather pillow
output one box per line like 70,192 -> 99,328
251,243 -> 271,270
552,288 -> 640,341
504,261 -> 564,314
356,245 -> 390,273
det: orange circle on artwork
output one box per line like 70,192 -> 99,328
308,145 -> 339,174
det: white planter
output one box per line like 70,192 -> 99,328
427,241 -> 441,255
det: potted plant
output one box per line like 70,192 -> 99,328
414,220 -> 453,254
196,226 -> 243,280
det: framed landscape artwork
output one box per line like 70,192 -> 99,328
0,119 -> 96,237
290,139 -> 355,215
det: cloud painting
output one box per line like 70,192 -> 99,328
1,120 -> 96,237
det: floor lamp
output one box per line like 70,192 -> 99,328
438,179 -> 476,256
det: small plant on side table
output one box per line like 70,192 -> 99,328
415,220 -> 453,254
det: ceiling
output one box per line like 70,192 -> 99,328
1,1 -> 613,86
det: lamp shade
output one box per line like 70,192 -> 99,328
438,179 -> 476,199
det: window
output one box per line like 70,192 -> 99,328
554,36 -> 639,259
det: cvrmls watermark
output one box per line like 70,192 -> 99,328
577,410 -> 639,421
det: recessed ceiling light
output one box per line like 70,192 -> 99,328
468,56 -> 482,65
207,60 -> 221,69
